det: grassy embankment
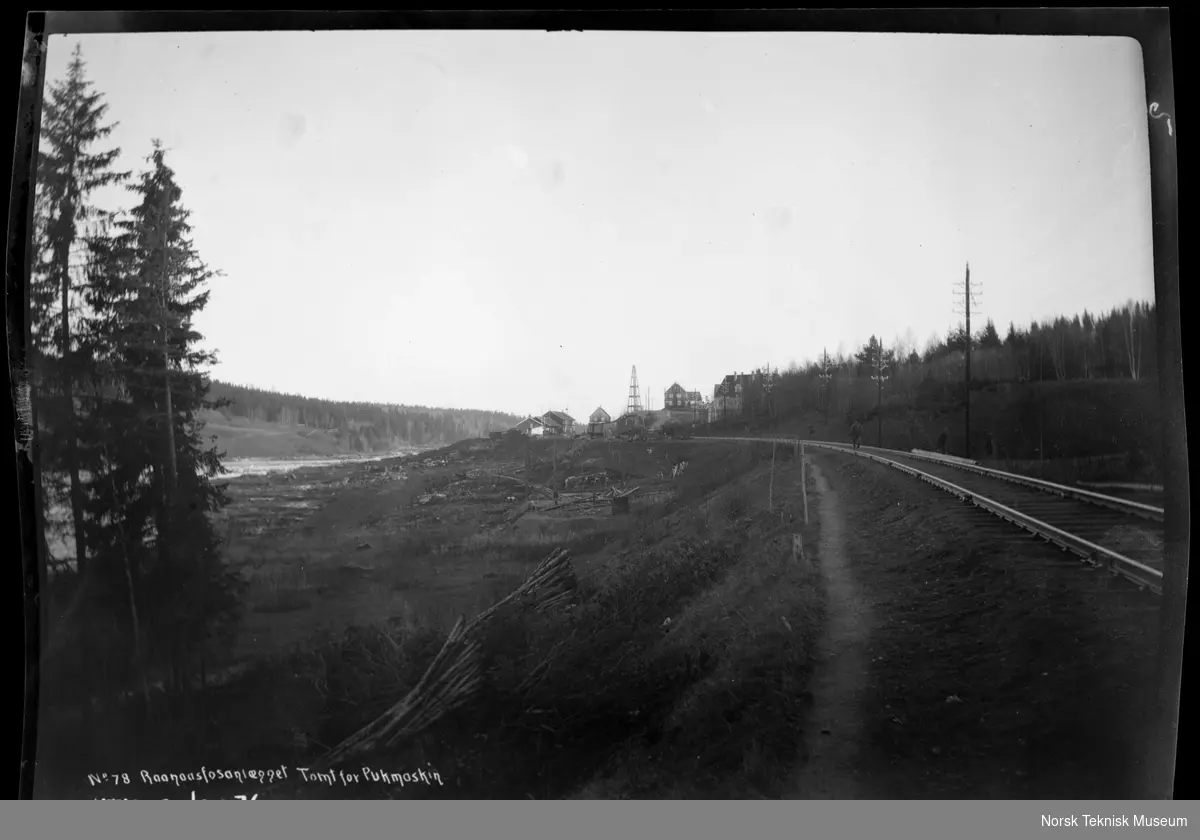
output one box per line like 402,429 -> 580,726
38,435 -> 827,800
812,451 -> 1162,798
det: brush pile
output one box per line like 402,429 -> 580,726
318,547 -> 578,768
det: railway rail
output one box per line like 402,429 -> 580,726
696,435 -> 1165,596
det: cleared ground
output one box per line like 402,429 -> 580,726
36,437 -> 1165,799
37,435 -> 827,799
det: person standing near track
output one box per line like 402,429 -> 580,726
850,420 -> 863,449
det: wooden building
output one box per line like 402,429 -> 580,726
541,410 -> 577,436
587,406 -> 613,438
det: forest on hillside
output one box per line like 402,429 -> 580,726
729,301 -> 1158,415
712,302 -> 1162,472
205,380 -> 522,449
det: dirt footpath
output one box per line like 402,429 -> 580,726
785,461 -> 875,799
807,451 -> 1163,799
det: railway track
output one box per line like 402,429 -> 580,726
696,435 -> 1165,596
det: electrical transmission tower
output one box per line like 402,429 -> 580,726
626,366 -> 643,415
952,262 -> 983,458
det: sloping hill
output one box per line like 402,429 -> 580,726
197,410 -> 349,459
200,381 -> 522,459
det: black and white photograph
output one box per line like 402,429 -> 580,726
12,12 -> 1185,804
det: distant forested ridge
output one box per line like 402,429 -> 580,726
205,380 -> 523,451
706,300 -> 1163,473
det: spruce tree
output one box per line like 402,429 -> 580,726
83,141 -> 240,697
979,319 -> 1003,349
33,42 -> 128,574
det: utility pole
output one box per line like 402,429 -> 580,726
721,375 -> 727,426
965,265 -> 970,459
769,440 -> 776,512
844,359 -> 852,419
763,364 -> 775,426
952,261 -> 982,458
871,335 -> 890,447
1039,343 -> 1045,477
819,347 -> 833,426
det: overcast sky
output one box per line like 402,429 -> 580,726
43,30 -> 1154,418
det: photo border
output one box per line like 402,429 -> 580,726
7,7 -> 1187,835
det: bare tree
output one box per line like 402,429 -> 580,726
1047,320 -> 1068,380
1123,301 -> 1142,380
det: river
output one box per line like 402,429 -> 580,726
218,446 -> 429,478
40,445 -> 439,568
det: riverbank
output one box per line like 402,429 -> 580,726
39,446 -> 441,569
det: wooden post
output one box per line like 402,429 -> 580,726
769,440 -> 776,512
792,532 -> 811,571
801,442 -> 810,525
965,262 -> 971,459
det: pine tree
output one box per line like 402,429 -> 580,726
33,43 -> 128,574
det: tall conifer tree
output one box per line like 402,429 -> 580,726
83,140 -> 240,694
33,43 -> 128,573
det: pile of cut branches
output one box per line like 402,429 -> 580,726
318,547 -> 578,769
